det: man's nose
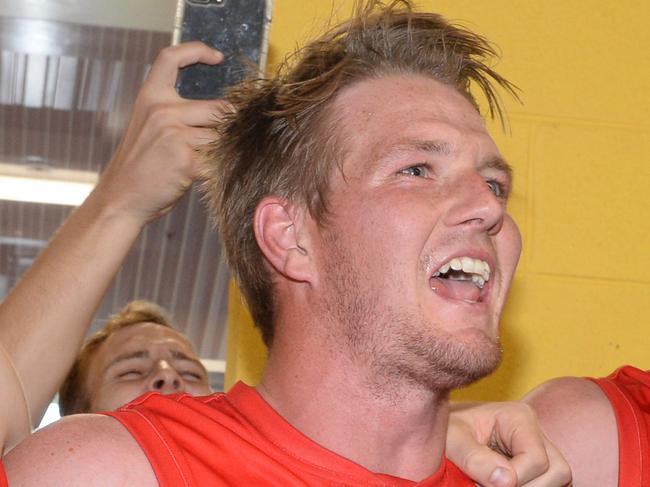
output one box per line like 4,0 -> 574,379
443,172 -> 505,234
148,361 -> 183,394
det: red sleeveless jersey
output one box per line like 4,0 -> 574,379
104,382 -> 474,486
588,365 -> 650,487
0,459 -> 6,487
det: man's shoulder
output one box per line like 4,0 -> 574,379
101,387 -> 261,484
4,413 -> 157,486
524,376 -> 618,486
523,376 -> 617,448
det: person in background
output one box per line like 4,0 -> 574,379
58,300 -> 211,416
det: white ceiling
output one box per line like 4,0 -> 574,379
0,0 -> 177,32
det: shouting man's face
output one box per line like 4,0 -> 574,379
310,74 -> 522,391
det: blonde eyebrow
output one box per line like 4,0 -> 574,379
409,140 -> 453,155
104,350 -> 148,373
104,349 -> 205,373
170,350 -> 206,371
379,139 -> 452,159
381,139 -> 512,170
482,156 -> 513,180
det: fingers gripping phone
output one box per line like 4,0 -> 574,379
173,0 -> 272,99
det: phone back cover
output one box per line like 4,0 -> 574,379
176,0 -> 269,99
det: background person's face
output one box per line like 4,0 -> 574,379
86,322 -> 211,412
311,74 -> 522,391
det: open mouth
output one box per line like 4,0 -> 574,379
430,256 -> 491,303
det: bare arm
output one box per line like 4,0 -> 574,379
0,41 -> 227,450
523,377 -> 618,487
4,414 -> 157,486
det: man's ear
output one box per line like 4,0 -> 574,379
254,196 -> 314,283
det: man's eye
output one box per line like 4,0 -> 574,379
181,372 -> 203,381
118,370 -> 143,379
399,165 -> 428,177
486,180 -> 506,197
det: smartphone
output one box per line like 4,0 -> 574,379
173,0 -> 272,99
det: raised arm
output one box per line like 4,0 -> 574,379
0,41 -> 226,451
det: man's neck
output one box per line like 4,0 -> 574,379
258,339 -> 451,481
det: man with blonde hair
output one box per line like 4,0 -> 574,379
59,300 -> 210,416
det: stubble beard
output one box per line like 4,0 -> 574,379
320,240 -> 502,394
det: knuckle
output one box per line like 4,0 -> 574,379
157,125 -> 183,144
459,448 -> 486,472
134,89 -> 158,111
155,45 -> 177,64
504,401 -> 537,421
559,470 -> 573,485
147,105 -> 176,128
552,458 -> 572,484
538,455 -> 551,474
517,453 -> 551,480
517,402 -> 536,416
526,450 -> 551,475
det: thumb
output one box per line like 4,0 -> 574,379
449,441 -> 518,487
487,465 -> 518,487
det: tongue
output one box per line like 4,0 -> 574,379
431,277 -> 481,302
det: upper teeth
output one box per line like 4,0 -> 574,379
432,256 -> 491,289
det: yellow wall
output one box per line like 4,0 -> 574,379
225,1 -> 650,401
